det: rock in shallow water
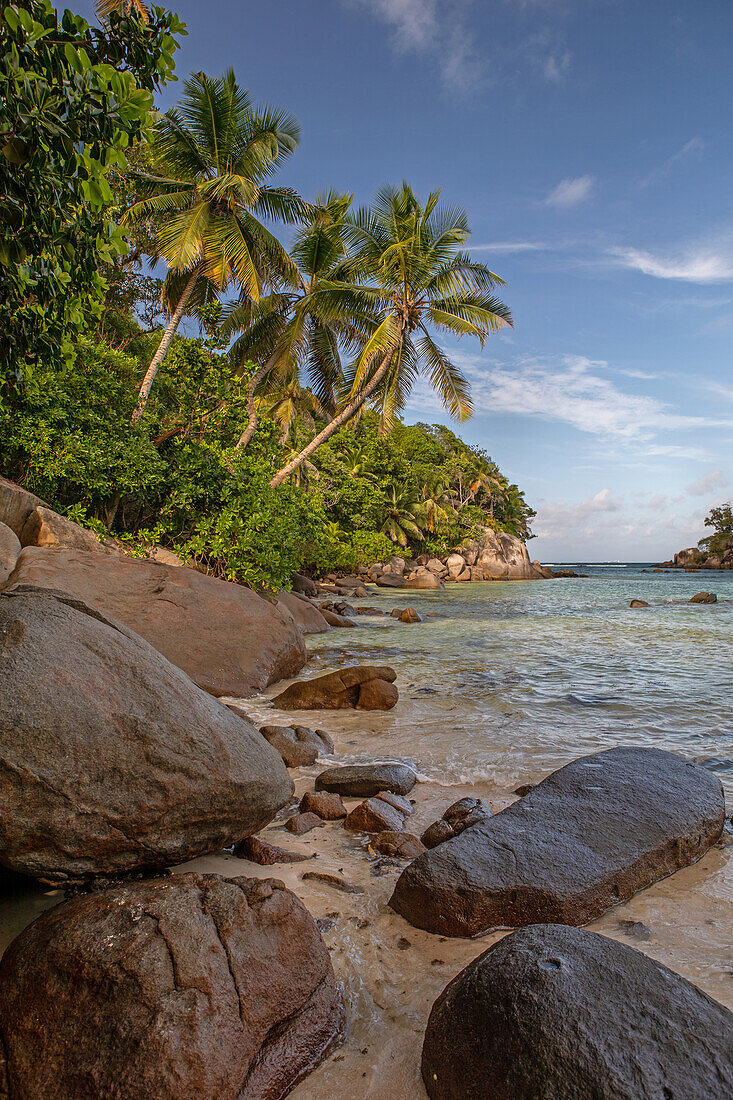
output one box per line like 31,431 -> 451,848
272,665 -> 398,710
0,873 -> 344,1100
315,762 -> 417,797
421,923 -> 733,1100
0,589 -> 292,884
390,746 -> 724,937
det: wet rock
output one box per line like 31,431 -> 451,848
276,590 -> 330,634
513,784 -> 535,797
419,798 -> 491,851
301,871 -> 364,894
5,548 -> 306,697
376,572 -> 406,588
234,835 -> 310,865
400,607 -> 422,623
353,585 -> 369,597
421,923 -> 733,1100
315,606 -> 356,628
0,873 -> 343,1100
370,831 -> 426,859
690,591 -> 717,603
272,665 -> 398,711
391,747 -> 725,937
0,522 -> 20,588
299,791 -> 348,820
629,599 -> 649,608
315,763 -> 417,798
0,589 -> 292,884
316,912 -> 340,933
375,790 -> 414,816
259,724 -> 333,768
285,813 -> 325,836
344,796 -> 407,833
0,476 -> 48,538
421,820 -> 455,850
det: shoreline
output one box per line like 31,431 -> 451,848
1,575 -> 731,1099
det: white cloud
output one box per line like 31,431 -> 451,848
611,244 -> 733,283
686,469 -> 728,497
535,488 -> 622,539
347,1 -> 480,90
470,240 -> 547,253
408,353 -> 733,455
543,50 -> 571,81
640,137 -> 704,189
545,175 -> 594,208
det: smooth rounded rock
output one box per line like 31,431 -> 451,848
0,522 -> 20,588
422,923 -> 733,1100
0,589 -> 292,883
315,763 -> 417,798
272,666 -> 398,711
0,873 -> 343,1100
391,747 -> 725,937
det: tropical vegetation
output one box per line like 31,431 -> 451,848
0,0 -> 535,591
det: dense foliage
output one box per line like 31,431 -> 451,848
0,2 -> 535,591
699,503 -> 733,555
0,0 -> 184,377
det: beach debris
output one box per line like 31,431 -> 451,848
421,924 -> 733,1100
272,665 -> 398,710
233,835 -> 311,865
391,747 -> 725,937
301,871 -> 364,894
315,762 -> 417,797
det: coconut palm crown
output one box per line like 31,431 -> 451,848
126,69 -> 306,420
270,182 -> 512,487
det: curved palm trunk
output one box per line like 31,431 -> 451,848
233,353 -> 278,451
131,265 -> 200,424
269,343 -> 398,488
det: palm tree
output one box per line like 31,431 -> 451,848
125,69 -> 304,422
96,0 -> 149,19
381,485 -> 427,547
222,191 -> 375,450
259,379 -> 325,445
421,474 -> 456,533
269,182 -> 512,488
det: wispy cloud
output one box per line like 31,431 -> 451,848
408,353 -> 732,450
545,175 -> 594,208
686,469 -> 728,497
639,136 -> 704,189
470,240 -> 547,254
611,243 -> 733,283
346,1 -> 480,90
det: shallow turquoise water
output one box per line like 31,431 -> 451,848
305,566 -> 733,799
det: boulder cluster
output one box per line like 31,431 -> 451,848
367,531 -> 548,589
659,540 -> 733,570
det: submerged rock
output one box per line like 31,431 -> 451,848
421,923 -> 733,1100
0,873 -> 343,1100
630,598 -> 649,607
5,547 -> 306,697
690,591 -> 717,603
272,665 -> 398,711
390,746 -> 724,937
315,763 -> 417,798
0,589 -> 292,883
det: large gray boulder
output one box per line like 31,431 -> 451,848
475,529 -> 536,580
0,588 -> 293,883
0,873 -> 344,1099
422,924 -> 733,1100
0,522 -> 20,588
390,747 -> 724,937
5,547 -> 307,697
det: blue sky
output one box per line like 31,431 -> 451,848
77,0 -> 733,559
